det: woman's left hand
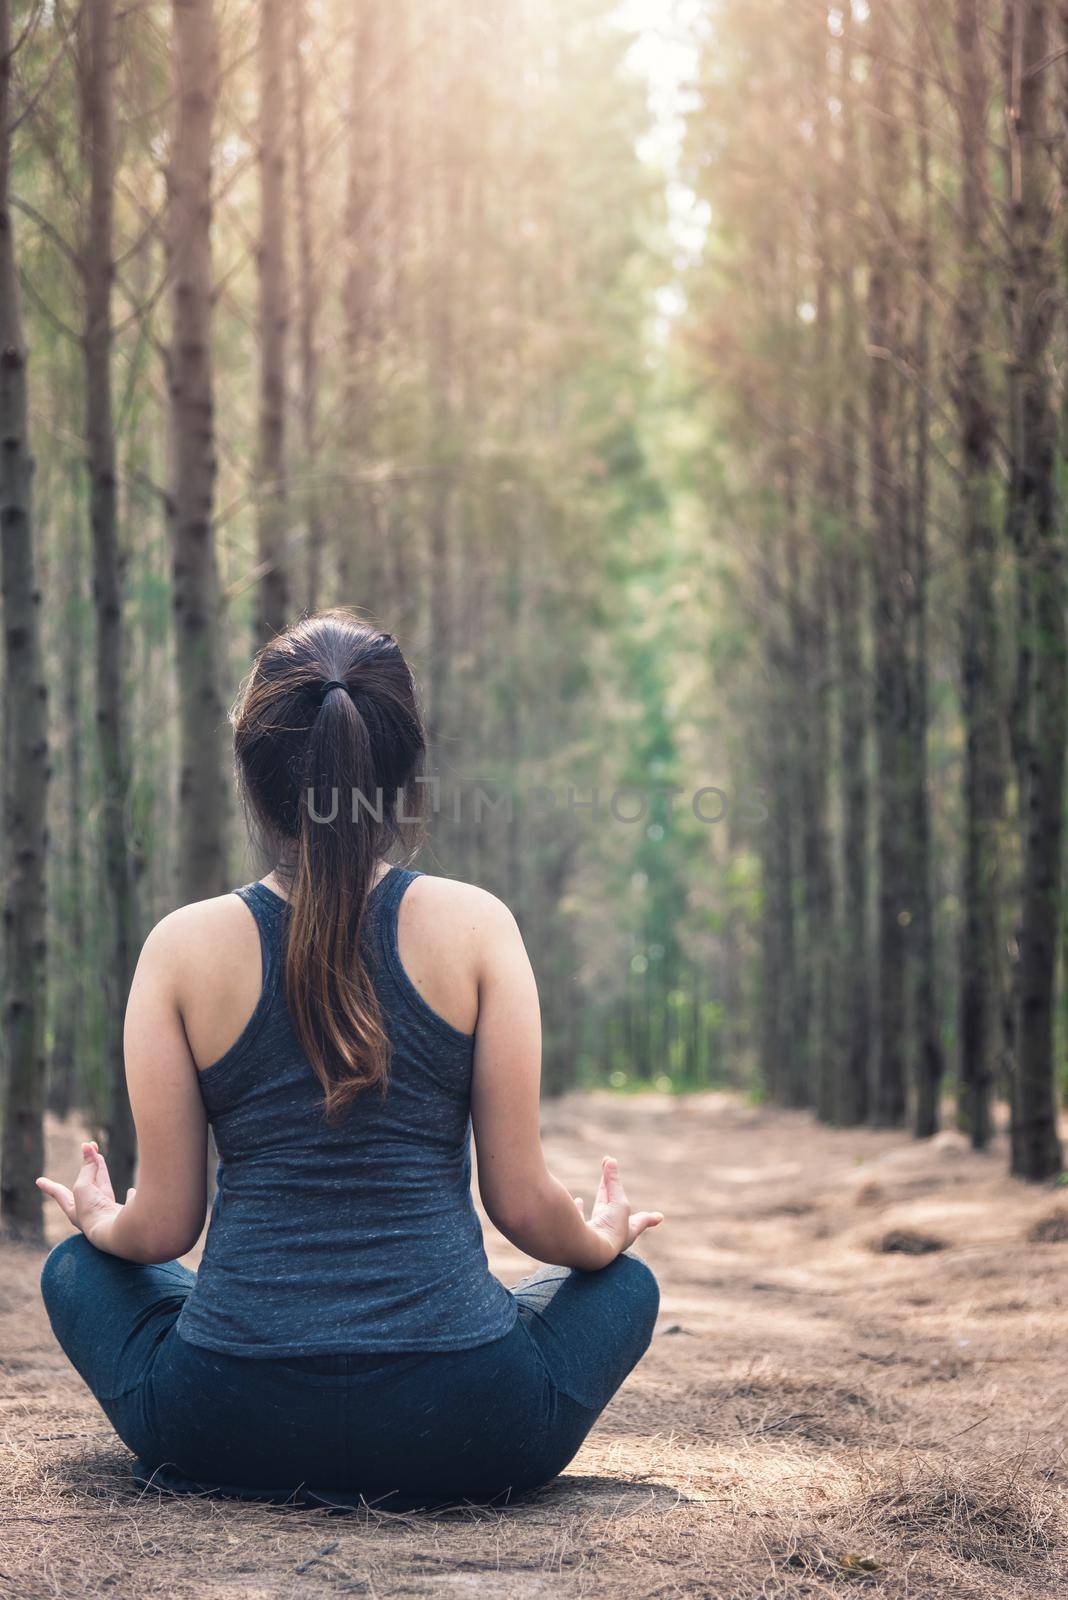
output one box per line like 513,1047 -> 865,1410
37,1142 -> 129,1248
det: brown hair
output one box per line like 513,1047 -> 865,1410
233,611 -> 426,1119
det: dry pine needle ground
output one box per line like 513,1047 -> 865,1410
1,1093 -> 1066,1599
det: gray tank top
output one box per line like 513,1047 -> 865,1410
175,868 -> 519,1357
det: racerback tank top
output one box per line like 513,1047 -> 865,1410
175,867 -> 519,1357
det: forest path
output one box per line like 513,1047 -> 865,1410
2,1093 -> 1066,1598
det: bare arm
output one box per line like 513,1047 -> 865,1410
38,914 -> 209,1263
470,896 -> 662,1270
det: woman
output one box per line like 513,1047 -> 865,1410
38,611 -> 663,1508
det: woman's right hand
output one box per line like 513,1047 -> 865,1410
36,1141 -> 126,1249
576,1156 -> 663,1265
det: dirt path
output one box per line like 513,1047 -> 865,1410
2,1093 -> 1066,1598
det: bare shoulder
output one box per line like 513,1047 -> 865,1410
147,891 -> 253,945
400,876 -> 526,1009
403,873 -> 521,950
140,893 -> 260,982
136,893 -> 265,1067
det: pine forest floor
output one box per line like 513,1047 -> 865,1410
2,1092 -> 1067,1599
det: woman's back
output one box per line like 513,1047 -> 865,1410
173,868 -> 518,1356
38,612 -> 661,1506
175,865 -> 489,1068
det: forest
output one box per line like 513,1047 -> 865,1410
1,0 -> 1068,1244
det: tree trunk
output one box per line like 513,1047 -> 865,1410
867,0 -> 908,1128
167,0 -> 227,905
255,0 -> 289,642
424,0 -> 458,760
83,0 -> 139,1195
908,51 -> 944,1138
340,0 -> 385,610
290,0 -> 323,611
0,0 -> 49,1239
953,0 -> 1002,1149
1007,0 -> 1064,1180
780,435 -> 812,1107
835,9 -> 870,1126
808,10 -> 837,1123
49,482 -> 85,1122
757,362 -> 801,1106
760,669 -> 799,1104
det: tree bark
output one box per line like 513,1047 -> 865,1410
424,0 -> 458,759
808,9 -> 837,1123
835,8 -> 870,1126
1006,0 -> 1064,1179
290,0 -> 323,612
0,0 -> 49,1239
760,652 -> 799,1105
867,0 -> 909,1127
908,52 -> 944,1138
82,0 -> 139,1194
954,0 -> 1002,1149
49,479 -> 85,1122
255,0 -> 289,641
783,491 -> 813,1106
166,0 -> 227,905
340,0 -> 386,610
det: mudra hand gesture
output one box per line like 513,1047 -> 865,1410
575,1156 -> 663,1262
37,1142 -> 129,1248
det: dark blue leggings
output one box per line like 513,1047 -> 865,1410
41,1235 -> 659,1509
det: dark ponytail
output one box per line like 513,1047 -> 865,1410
233,611 -> 426,1118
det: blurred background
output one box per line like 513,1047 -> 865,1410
1,0 -> 1066,1234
